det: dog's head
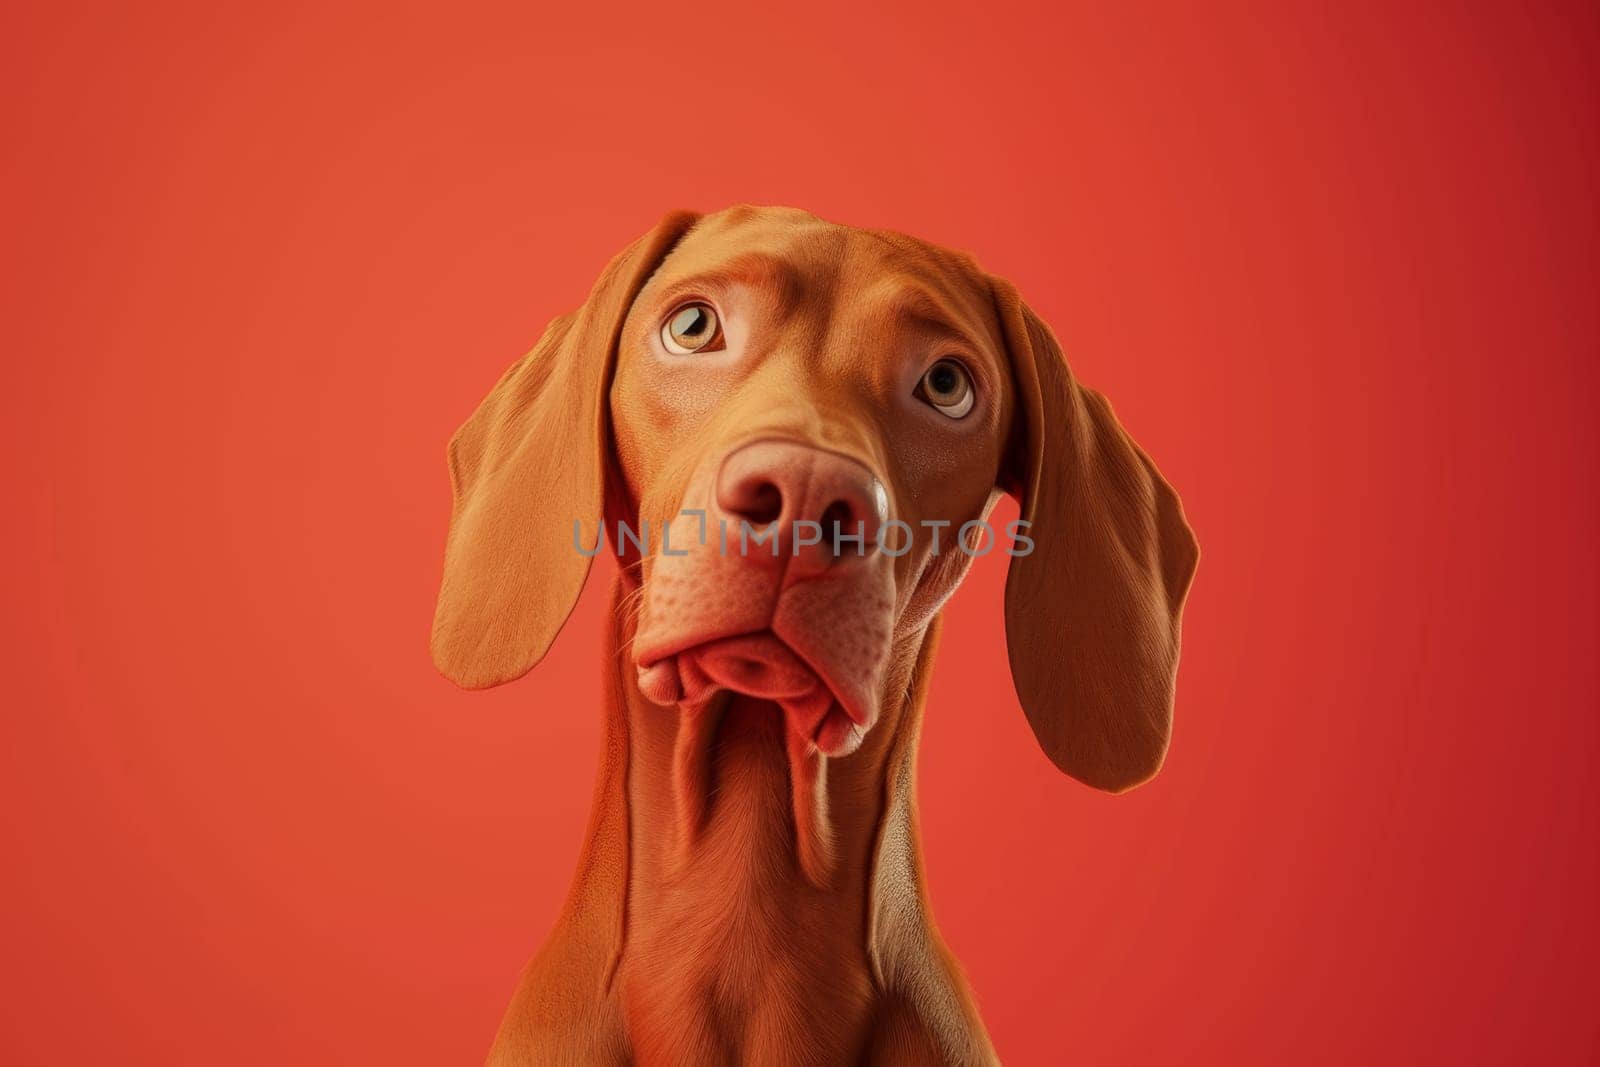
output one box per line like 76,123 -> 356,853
432,206 -> 1197,792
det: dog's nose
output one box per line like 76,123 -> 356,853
715,440 -> 887,574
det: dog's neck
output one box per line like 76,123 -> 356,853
545,576 -> 982,1062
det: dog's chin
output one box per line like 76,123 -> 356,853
636,632 -> 865,758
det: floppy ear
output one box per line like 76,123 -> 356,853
993,277 -> 1199,793
431,212 -> 700,689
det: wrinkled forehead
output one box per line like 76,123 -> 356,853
638,207 -> 1002,352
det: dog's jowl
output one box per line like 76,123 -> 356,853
431,206 -> 1198,1066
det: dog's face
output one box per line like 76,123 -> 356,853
610,208 -> 1010,757
432,206 -> 1197,792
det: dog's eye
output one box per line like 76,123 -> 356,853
661,302 -> 723,355
917,358 -> 975,418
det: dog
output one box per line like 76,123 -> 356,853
431,206 -> 1198,1065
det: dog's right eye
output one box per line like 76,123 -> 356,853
661,302 -> 724,355
917,358 -> 975,419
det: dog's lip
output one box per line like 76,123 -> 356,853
636,629 -> 870,728
635,629 -> 746,677
785,644 -> 871,729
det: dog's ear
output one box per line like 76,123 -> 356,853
431,212 -> 700,689
992,277 -> 1199,792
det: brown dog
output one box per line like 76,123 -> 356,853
431,206 -> 1197,1064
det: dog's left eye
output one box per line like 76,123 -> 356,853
917,358 -> 975,419
661,302 -> 724,355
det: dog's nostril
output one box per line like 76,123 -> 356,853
718,468 -> 786,527
820,500 -> 856,555
740,481 -> 783,525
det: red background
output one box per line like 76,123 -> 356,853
4,3 -> 1597,1063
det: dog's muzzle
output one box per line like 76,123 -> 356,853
632,438 -> 897,757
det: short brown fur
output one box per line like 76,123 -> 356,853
432,207 -> 1198,1064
